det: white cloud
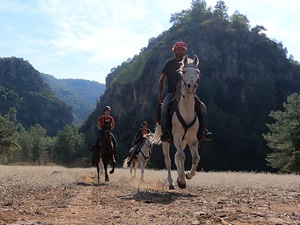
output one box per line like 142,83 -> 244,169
1,0 -> 299,83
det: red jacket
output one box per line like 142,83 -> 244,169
97,115 -> 114,130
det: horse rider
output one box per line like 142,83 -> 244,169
127,121 -> 151,166
91,106 -> 118,166
157,41 -> 212,142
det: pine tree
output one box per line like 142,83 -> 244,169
0,114 -> 20,163
263,93 -> 300,172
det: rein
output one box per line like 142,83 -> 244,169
175,106 -> 197,141
176,65 -> 198,141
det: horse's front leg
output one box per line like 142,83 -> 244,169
139,160 -> 145,181
162,142 -> 174,189
173,136 -> 186,189
103,160 -> 109,182
129,162 -> 133,178
186,139 -> 200,180
133,160 -> 139,179
97,161 -> 100,182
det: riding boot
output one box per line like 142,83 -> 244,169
161,112 -> 172,142
195,96 -> 212,142
161,93 -> 175,142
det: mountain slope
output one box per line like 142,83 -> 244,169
0,57 -> 73,136
41,74 -> 105,124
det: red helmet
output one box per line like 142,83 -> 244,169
172,41 -> 187,50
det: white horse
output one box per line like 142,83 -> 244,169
152,55 -> 200,189
123,133 -> 154,181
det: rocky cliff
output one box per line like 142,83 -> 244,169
0,57 -> 73,136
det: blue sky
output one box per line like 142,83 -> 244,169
1,0 -> 299,84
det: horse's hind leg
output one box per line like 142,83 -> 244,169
133,161 -> 139,179
130,163 -> 134,178
186,140 -> 200,180
162,142 -> 174,189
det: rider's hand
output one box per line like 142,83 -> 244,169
157,94 -> 162,104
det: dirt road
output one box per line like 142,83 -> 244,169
0,167 -> 299,224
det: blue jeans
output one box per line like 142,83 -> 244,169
161,92 -> 176,132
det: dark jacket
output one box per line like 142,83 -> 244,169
132,128 -> 151,145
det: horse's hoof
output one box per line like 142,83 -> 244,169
186,173 -> 192,180
105,177 -> 109,182
169,184 -> 175,190
177,180 -> 186,189
109,169 -> 114,174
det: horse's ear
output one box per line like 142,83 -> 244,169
184,55 -> 188,65
193,55 -> 199,67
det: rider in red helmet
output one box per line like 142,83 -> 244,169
157,41 -> 212,142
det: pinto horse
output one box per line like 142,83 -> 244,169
152,55 -> 201,189
98,129 -> 116,182
123,133 -> 154,181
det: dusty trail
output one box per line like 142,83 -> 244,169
0,167 -> 299,224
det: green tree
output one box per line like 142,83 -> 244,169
17,129 -> 33,162
263,93 -> 300,172
23,124 -> 53,164
53,125 -> 85,166
16,125 -> 54,165
213,0 -> 228,20
0,114 -> 20,163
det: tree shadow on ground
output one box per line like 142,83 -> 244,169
118,190 -> 197,205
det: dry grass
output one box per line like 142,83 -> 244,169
0,165 -> 76,203
114,168 -> 300,191
1,166 -> 300,198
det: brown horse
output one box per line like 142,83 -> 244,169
98,129 -> 115,182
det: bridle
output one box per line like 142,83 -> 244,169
179,64 -> 199,98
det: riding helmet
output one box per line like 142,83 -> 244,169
103,106 -> 111,112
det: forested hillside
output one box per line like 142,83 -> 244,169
0,57 -> 73,136
41,74 -> 105,124
80,0 -> 300,171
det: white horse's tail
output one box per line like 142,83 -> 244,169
151,123 -> 162,145
123,157 -> 130,169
